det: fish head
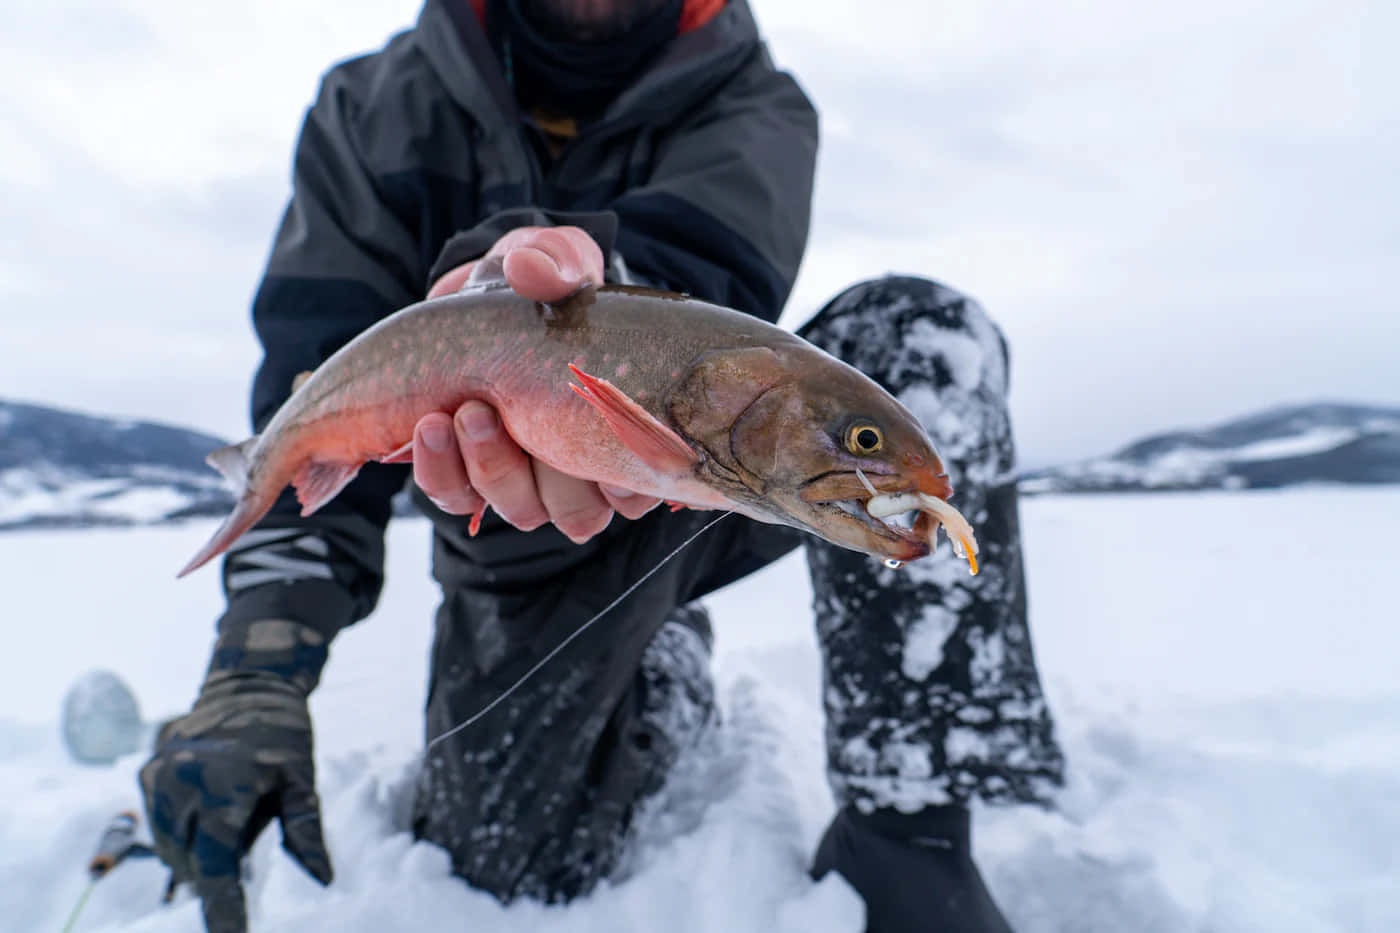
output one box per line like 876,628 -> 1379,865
667,344 -> 953,562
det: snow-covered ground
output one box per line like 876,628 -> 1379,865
2,487 -> 1397,932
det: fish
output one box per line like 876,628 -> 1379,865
177,278 -> 979,578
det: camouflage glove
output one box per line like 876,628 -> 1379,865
811,804 -> 1013,933
139,619 -> 333,933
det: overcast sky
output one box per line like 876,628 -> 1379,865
2,0 -> 1395,464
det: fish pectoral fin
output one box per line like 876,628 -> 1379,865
379,440 -> 415,464
568,364 -> 699,474
292,460 -> 362,516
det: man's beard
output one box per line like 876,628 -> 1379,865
521,0 -> 675,41
490,0 -> 685,115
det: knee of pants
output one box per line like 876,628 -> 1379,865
798,275 -> 1019,489
797,274 -> 1012,402
627,614 -> 718,769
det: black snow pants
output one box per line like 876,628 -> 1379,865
409,276 -> 1065,902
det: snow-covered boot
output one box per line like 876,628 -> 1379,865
812,804 -> 1012,933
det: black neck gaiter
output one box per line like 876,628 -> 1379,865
489,0 -> 684,117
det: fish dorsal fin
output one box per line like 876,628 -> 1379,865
206,437 -> 258,495
292,460 -> 361,516
568,364 -> 698,474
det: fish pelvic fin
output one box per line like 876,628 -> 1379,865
292,460 -> 362,516
568,364 -> 699,474
206,437 -> 258,496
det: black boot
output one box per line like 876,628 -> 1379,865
811,804 -> 1013,933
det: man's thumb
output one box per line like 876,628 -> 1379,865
279,782 -> 333,886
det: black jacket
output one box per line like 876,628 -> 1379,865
218,0 -> 818,640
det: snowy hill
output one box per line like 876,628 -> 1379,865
0,399 -> 235,530
1020,402 -> 1400,495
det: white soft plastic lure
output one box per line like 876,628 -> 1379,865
857,468 -> 980,575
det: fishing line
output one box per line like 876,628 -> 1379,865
426,510 -> 733,753
59,881 -> 95,933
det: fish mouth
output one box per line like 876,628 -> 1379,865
797,470 -> 978,572
812,496 -> 931,561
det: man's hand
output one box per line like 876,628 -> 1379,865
139,621 -> 332,933
416,226 -> 660,542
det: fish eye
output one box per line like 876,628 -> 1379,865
845,423 -> 884,455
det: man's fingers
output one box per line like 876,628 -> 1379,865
194,874 -> 248,933
502,247 -> 572,302
413,414 -> 485,517
535,462 -> 614,543
189,807 -> 252,933
501,226 -> 606,302
279,781 -> 333,886
141,769 -> 198,885
600,484 -> 662,521
424,226 -> 605,304
455,401 -> 549,530
414,397 -> 659,538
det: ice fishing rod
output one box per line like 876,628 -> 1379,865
60,811 -> 159,933
426,510 -> 732,751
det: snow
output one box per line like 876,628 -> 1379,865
1025,421 -> 1399,494
2,487 -> 1398,932
900,607 -> 959,681
1127,425 -> 1366,478
1222,426 -> 1359,463
0,465 -> 226,529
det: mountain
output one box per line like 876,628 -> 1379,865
0,399 -> 235,531
1020,402 -> 1400,495
3,399 -> 1397,532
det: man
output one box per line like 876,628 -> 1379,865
139,0 -> 1065,930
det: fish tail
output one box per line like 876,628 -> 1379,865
177,436 -> 268,578
176,491 -> 272,578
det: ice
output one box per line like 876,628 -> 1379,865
1,486 -> 1397,931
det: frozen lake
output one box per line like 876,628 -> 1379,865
2,486 -> 1397,932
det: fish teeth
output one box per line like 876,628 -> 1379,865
879,509 -> 919,531
834,499 -> 865,518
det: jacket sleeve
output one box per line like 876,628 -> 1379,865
220,57 -> 424,642
429,47 -> 818,323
